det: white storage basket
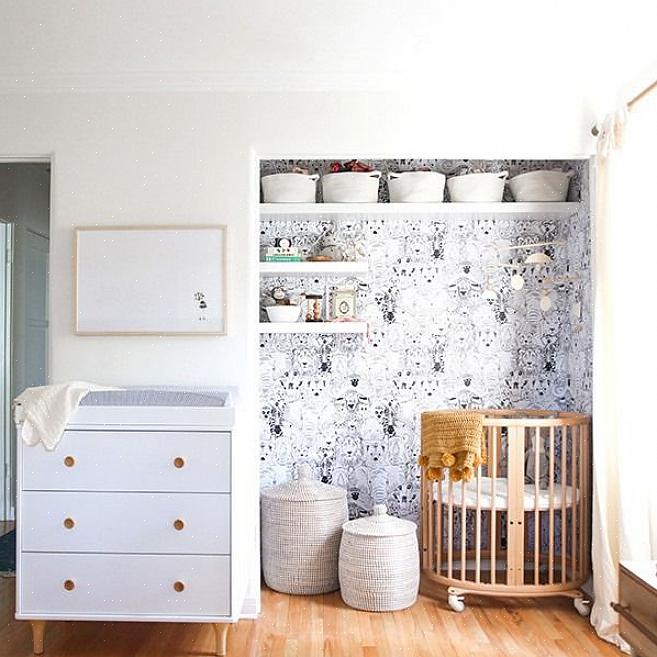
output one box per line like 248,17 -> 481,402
261,464 -> 348,595
339,504 -> 419,612
261,173 -> 319,203
508,170 -> 574,202
446,171 -> 508,202
322,171 -> 382,203
388,171 -> 446,202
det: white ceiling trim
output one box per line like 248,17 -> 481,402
0,69 -> 413,94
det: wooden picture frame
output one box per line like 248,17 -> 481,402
75,225 -> 227,335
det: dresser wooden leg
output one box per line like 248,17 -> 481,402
213,623 -> 229,656
30,621 -> 46,655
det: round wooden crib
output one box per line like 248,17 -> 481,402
420,410 -> 591,614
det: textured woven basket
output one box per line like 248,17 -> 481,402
261,464 -> 348,595
339,504 -> 419,612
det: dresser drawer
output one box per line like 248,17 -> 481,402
21,491 -> 230,555
619,563 -> 657,657
22,431 -> 230,492
19,553 -> 230,618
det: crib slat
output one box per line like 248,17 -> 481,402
548,426 -> 555,585
460,479 -> 467,580
490,426 -> 497,586
583,423 -> 590,576
561,426 -> 567,583
447,477 -> 453,579
475,463 -> 482,584
571,425 -> 578,583
534,426 -> 540,585
437,478 -> 443,575
578,425 -> 585,581
424,472 -> 434,568
421,471 -> 428,570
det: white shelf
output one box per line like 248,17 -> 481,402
258,322 -> 368,334
260,261 -> 368,276
260,202 -> 580,216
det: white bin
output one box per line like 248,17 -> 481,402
261,465 -> 348,595
261,173 -> 319,203
447,171 -> 508,202
339,504 -> 419,612
508,170 -> 573,202
322,171 -> 382,203
388,171 -> 446,202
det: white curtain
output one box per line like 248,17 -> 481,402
591,100 -> 657,648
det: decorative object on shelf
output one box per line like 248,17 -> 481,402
339,504 -> 419,612
333,287 -> 357,319
328,160 -> 372,173
508,170 -> 574,202
388,170 -> 446,202
261,464 -> 348,595
265,304 -> 300,323
318,228 -> 344,261
261,169 -> 319,203
75,225 -> 226,335
265,244 -> 302,262
274,237 -> 293,248
271,286 -> 290,303
323,161 -> 382,203
264,286 -> 300,322
446,171 -> 508,202
303,293 -> 324,322
306,255 -> 332,262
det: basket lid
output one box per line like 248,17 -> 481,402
342,504 -> 416,537
261,464 -> 346,502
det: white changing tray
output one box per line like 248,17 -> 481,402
435,476 -> 579,511
68,387 -> 236,430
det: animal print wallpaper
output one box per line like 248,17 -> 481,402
259,159 -> 592,520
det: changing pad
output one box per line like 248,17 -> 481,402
435,476 -> 579,511
81,388 -> 230,407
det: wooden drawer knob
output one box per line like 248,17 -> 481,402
173,457 -> 185,469
173,519 -> 185,531
64,456 -> 75,468
173,581 -> 185,593
63,518 -> 75,530
64,579 -> 75,591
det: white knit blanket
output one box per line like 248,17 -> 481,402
14,382 -> 112,450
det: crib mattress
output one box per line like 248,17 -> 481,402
434,476 -> 579,511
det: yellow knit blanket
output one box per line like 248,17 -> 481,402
419,410 -> 487,482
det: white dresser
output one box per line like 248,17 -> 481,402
16,388 -> 246,656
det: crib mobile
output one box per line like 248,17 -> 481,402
420,410 -> 591,614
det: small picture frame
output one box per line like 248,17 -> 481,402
333,287 -> 357,319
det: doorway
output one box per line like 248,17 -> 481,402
0,162 -> 50,524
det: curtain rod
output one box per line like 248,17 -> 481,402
591,76 -> 657,136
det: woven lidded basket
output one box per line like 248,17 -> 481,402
339,504 -> 419,612
261,464 -> 348,595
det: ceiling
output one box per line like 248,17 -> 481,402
0,0 -> 655,112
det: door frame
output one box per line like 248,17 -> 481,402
0,155 -> 52,521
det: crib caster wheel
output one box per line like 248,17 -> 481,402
448,593 -> 465,613
574,597 -> 591,616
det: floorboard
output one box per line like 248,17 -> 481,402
0,579 -> 622,657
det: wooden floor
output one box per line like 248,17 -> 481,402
0,579 -> 620,657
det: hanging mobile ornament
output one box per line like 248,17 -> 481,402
482,269 -> 497,300
540,286 -> 553,312
510,272 -> 525,290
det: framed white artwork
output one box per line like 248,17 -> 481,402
75,225 -> 227,335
